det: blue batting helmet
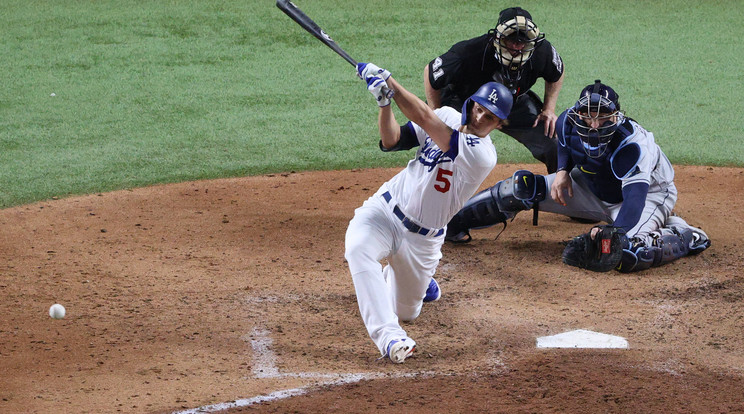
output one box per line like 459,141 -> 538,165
461,82 -> 513,125
567,80 -> 623,158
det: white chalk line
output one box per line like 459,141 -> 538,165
247,328 -> 279,378
172,371 -> 429,414
172,327 -> 433,414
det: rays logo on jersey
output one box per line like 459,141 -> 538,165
418,138 -> 453,172
627,166 -> 641,177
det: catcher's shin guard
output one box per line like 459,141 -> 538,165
445,170 -> 546,243
617,227 -> 708,273
445,187 -> 510,243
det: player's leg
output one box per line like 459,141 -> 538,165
616,185 -> 710,272
539,169 -> 613,221
500,91 -> 558,174
664,214 -> 711,255
386,231 -> 444,323
446,168 -> 611,242
344,196 -> 408,356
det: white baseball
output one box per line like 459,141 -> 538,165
49,304 -> 66,319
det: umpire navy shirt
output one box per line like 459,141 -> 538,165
428,34 -> 564,102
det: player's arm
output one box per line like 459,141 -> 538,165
386,75 -> 453,152
550,170 -> 572,206
534,72 -> 564,138
550,111 -> 574,205
356,66 -> 402,149
358,62 -> 452,151
423,63 -> 442,109
378,105 -> 401,149
612,182 -> 650,232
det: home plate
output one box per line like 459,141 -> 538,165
536,329 -> 628,349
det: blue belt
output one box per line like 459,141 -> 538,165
382,191 -> 444,237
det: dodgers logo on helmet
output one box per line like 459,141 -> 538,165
461,82 -> 513,125
488,89 -> 500,104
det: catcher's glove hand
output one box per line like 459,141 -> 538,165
562,225 -> 628,272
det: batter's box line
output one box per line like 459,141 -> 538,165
171,328 -> 433,413
172,372 -> 428,414
244,327 -> 435,380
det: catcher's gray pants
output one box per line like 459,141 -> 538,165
537,169 -> 704,245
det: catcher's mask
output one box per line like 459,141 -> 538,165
489,7 -> 545,72
461,81 -> 513,126
567,79 -> 622,158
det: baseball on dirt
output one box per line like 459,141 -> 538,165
49,303 -> 66,319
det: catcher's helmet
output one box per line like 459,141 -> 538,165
490,7 -> 545,71
461,82 -> 513,125
567,80 -> 623,158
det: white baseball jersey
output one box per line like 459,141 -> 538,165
384,107 -> 498,229
345,106 -> 497,356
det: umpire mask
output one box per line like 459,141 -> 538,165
491,7 -> 545,71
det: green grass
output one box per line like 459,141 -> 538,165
1,0 -> 743,207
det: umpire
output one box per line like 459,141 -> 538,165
424,7 -> 564,173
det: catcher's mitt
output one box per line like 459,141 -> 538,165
562,225 -> 628,272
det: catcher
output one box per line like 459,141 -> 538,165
445,80 -> 711,272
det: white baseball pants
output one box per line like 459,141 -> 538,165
345,189 -> 444,355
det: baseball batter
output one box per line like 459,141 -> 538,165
345,63 -> 512,362
446,80 -> 711,272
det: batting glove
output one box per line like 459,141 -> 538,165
357,62 -> 391,81
365,75 -> 392,107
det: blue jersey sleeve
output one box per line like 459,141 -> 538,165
379,122 -> 420,152
555,110 -> 574,172
613,182 -> 650,231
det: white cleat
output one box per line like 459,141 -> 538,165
387,338 -> 416,363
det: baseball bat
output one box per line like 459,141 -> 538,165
276,0 -> 394,99
276,0 -> 357,66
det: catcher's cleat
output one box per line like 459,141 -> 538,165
423,278 -> 441,303
688,231 -> 711,255
387,338 -> 416,364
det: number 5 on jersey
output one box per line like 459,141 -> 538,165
434,168 -> 453,193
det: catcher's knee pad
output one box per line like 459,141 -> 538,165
617,228 -> 699,273
618,240 -> 657,273
495,170 -> 547,212
445,187 -> 510,242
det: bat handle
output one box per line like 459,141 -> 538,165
383,87 -> 395,100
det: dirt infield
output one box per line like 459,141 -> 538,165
1,164 -> 743,413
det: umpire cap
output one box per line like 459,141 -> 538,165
498,7 -> 533,24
